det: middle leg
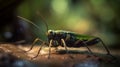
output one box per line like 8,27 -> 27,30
61,39 -> 68,53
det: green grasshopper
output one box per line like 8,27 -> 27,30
18,16 -> 114,59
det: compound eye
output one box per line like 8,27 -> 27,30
48,30 -> 54,35
50,32 -> 53,36
49,31 -> 53,35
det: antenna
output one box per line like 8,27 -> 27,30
17,12 -> 48,31
17,16 -> 49,42
17,16 -> 41,30
36,11 -> 49,32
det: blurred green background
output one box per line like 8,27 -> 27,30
0,0 -> 120,48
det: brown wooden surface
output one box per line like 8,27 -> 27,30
0,44 -> 119,67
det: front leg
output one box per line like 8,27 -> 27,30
27,38 -> 44,52
48,39 -> 53,59
32,42 -> 45,58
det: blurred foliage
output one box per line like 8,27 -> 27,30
0,0 -> 120,48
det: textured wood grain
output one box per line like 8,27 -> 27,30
0,44 -> 119,67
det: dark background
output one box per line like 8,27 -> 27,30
0,0 -> 120,49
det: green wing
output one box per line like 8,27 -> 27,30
75,34 -> 95,41
55,30 -> 95,41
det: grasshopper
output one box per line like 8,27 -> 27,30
18,16 -> 114,59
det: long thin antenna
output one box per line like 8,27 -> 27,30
17,16 -> 42,31
36,11 -> 49,32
